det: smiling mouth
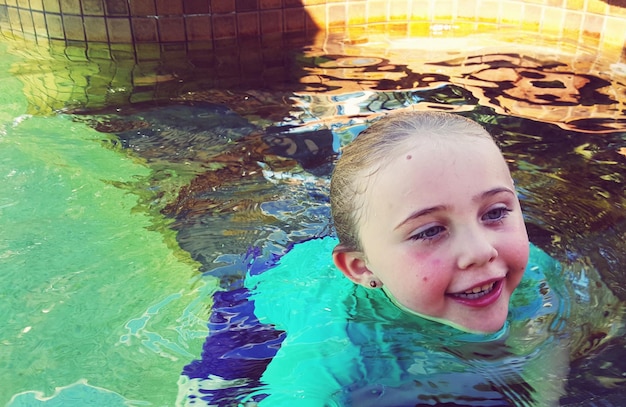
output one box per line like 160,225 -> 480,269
452,281 -> 497,300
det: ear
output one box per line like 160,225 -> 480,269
332,247 -> 374,287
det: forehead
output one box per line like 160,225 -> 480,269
359,135 -> 510,209
368,132 -> 503,176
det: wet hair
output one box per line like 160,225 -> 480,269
330,110 -> 495,252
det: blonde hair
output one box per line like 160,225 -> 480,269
330,111 -> 495,251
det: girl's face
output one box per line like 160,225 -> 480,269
353,136 -> 529,333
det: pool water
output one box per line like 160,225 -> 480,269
0,41 -> 218,406
1,30 -> 626,406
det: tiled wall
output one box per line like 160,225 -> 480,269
2,0 -> 625,115
0,0 -> 319,46
0,0 -> 625,52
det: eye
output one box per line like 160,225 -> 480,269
482,206 -> 512,223
411,225 -> 446,241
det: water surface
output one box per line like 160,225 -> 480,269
2,30 -> 626,406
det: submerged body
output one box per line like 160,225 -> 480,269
244,237 -> 567,406
178,112 -> 624,406
240,112 -> 556,404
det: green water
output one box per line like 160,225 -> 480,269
0,41 -> 217,406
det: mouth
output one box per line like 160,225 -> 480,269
448,279 -> 504,307
453,281 -> 497,300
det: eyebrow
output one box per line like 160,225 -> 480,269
393,186 -> 516,230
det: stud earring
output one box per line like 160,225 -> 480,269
369,280 -> 378,288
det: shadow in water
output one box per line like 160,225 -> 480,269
0,0 -> 322,114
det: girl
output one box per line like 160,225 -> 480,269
239,111 -> 566,406
330,111 -> 529,333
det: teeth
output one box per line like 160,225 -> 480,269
464,282 -> 494,294
455,282 -> 496,300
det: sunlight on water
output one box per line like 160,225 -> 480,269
0,42 -> 218,406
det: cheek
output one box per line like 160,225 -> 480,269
409,257 -> 449,294
504,235 -> 531,276
505,220 -> 530,263
387,255 -> 438,287
517,245 -> 531,272
421,258 -> 444,283
515,228 -> 531,262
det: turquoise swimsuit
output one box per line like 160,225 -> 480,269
243,237 -> 567,406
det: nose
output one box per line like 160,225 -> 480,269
455,227 -> 498,270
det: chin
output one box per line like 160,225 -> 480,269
448,308 -> 510,334
465,320 -> 507,334
462,311 -> 510,333
425,313 -> 508,334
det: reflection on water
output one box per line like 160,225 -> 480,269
3,30 -> 626,405
73,35 -> 626,405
